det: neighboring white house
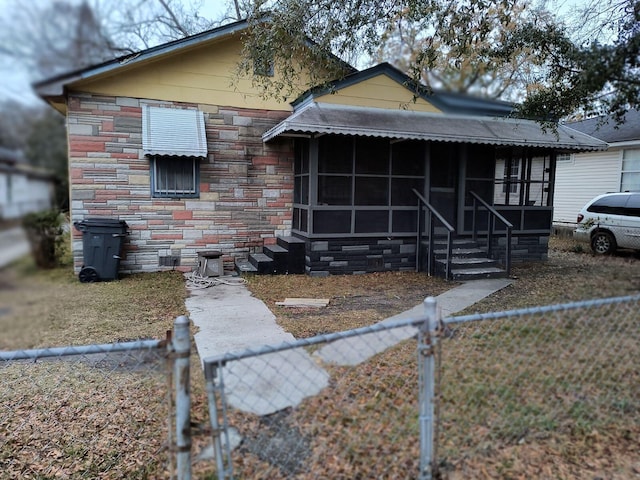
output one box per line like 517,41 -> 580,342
0,147 -> 55,220
554,109 -> 640,229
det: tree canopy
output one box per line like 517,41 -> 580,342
508,0 -> 640,121
1,0 -> 638,122
240,0 -> 640,121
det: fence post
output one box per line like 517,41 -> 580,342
418,297 -> 439,480
204,363 -> 229,480
173,315 -> 191,480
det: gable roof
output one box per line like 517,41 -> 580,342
292,63 -> 515,117
34,18 -> 357,103
33,19 -> 251,100
263,102 -> 607,151
567,109 -> 640,144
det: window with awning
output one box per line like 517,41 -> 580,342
142,105 -> 207,198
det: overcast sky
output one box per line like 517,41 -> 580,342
0,0 -> 229,105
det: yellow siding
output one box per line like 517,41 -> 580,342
69,36 -> 306,111
316,74 -> 441,112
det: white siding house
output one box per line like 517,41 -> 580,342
0,148 -> 55,220
553,110 -> 640,228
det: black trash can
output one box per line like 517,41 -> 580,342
74,218 -> 128,282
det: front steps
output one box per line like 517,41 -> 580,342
431,239 -> 508,281
235,236 -> 306,275
236,235 -> 507,279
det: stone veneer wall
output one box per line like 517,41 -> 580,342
67,93 -> 293,274
299,233 -> 548,276
495,233 -> 550,262
297,235 -> 418,276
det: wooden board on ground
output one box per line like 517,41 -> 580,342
275,298 -> 330,308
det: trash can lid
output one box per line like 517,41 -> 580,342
198,250 -> 222,258
74,217 -> 128,228
74,217 -> 128,232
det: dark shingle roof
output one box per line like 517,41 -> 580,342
567,109 -> 640,143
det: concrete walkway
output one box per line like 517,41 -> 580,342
188,276 -> 512,416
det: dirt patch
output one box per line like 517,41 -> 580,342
247,271 -> 455,337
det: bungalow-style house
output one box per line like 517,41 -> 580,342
0,147 -> 55,221
553,109 -> 640,229
35,19 -> 605,280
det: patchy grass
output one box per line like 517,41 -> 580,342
3,235 -> 640,479
0,252 -> 206,479
0,257 -> 188,350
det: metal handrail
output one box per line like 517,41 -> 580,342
469,191 -> 513,276
413,189 -> 454,280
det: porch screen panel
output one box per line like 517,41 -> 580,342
313,210 -> 351,234
392,210 -> 417,232
319,136 -> 353,173
465,145 -> 495,205
392,141 -> 425,176
355,137 -> 389,174
294,139 -> 310,205
392,178 -> 423,206
293,208 -> 309,232
355,210 -> 388,233
318,176 -> 352,205
294,176 -> 309,204
355,177 -> 388,205
308,136 -> 426,236
494,149 -> 552,207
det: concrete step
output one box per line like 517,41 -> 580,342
276,236 -> 306,274
235,258 -> 257,274
437,256 -> 498,268
249,253 -> 275,274
451,266 -> 508,281
434,247 -> 486,258
431,239 -> 479,249
263,244 -> 288,274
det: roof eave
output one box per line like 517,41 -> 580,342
263,104 -> 609,152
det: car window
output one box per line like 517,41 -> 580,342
587,195 -> 629,214
625,194 -> 640,217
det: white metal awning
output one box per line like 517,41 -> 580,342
142,105 -> 207,157
263,102 -> 608,152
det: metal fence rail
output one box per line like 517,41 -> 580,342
0,316 -> 191,480
202,294 -> 640,479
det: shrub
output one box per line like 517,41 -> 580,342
22,210 -> 64,269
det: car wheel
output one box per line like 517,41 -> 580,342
591,231 -> 616,255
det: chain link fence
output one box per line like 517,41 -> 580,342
204,318 -> 426,479
3,296 -> 637,479
437,295 -> 640,478
0,317 -> 191,480
203,294 -> 640,479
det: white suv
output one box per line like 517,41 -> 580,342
574,192 -> 640,254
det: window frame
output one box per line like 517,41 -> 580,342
621,148 -> 640,192
150,156 -> 200,199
